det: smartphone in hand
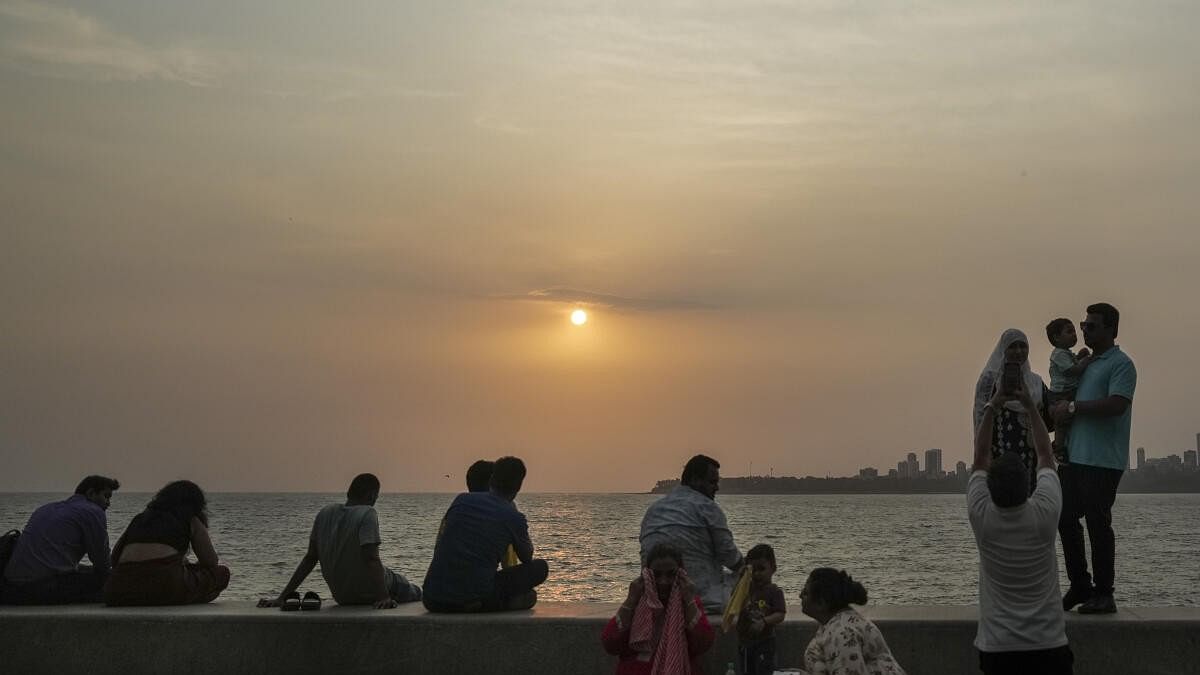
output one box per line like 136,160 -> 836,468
1001,361 -> 1022,395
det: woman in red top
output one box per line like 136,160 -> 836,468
601,543 -> 715,675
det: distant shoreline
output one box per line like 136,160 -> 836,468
649,472 -> 1200,495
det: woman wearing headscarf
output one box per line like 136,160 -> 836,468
601,543 -> 715,675
973,328 -> 1051,492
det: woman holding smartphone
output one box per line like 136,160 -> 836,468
973,328 -> 1051,492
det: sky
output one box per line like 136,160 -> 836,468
1,1 -> 1198,492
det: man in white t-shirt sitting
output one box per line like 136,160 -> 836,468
968,382 -> 1073,674
263,473 -> 423,609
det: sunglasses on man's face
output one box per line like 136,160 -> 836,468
1080,321 -> 1102,331
652,569 -> 678,580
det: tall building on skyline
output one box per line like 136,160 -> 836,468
925,448 -> 943,477
906,452 -> 919,479
1137,447 -> 1146,471
1184,450 -> 1197,469
956,460 -> 968,478
897,460 -> 908,479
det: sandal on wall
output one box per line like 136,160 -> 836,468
301,591 -> 322,611
282,591 -> 301,611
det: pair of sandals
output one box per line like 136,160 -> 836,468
282,591 -> 322,611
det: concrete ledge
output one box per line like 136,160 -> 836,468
1,603 -> 1197,674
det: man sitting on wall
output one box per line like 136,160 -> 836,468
640,454 -> 743,613
263,473 -> 422,609
1,475 -> 120,604
423,456 -> 549,612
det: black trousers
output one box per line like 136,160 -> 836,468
0,567 -> 105,605
980,645 -> 1074,675
423,559 -> 549,612
1058,463 -> 1123,595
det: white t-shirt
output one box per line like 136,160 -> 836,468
967,468 -> 1067,652
311,504 -> 393,605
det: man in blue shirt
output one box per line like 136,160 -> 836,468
423,456 -> 549,612
1,475 -> 120,604
1050,303 -> 1136,614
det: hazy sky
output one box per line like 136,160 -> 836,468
2,1 -> 1198,492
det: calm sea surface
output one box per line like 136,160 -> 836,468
2,493 -> 1197,606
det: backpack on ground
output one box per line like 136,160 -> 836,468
0,529 -> 20,582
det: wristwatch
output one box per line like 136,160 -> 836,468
1067,401 -> 1076,415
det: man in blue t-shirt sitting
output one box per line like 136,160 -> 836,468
423,456 -> 549,612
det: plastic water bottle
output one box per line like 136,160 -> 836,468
725,662 -> 736,675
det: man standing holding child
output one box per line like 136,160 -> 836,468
1050,303 -> 1136,615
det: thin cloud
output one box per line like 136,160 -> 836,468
0,0 -> 223,85
473,115 -> 533,136
515,287 -> 711,312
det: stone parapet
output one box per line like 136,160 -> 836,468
1,603 -> 1196,674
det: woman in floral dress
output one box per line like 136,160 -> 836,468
797,568 -> 905,675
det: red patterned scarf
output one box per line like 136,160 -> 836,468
629,568 -> 691,675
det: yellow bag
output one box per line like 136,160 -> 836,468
722,566 -> 752,633
502,545 -> 519,568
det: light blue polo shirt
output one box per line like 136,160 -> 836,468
1067,345 -> 1136,471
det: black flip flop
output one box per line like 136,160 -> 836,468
301,591 -> 322,611
282,591 -> 301,611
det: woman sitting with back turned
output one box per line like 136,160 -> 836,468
797,568 -> 906,675
601,543 -> 715,675
104,480 -> 230,606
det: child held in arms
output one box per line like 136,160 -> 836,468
736,544 -> 787,675
1045,317 -> 1094,461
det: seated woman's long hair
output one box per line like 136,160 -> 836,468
146,480 -> 210,527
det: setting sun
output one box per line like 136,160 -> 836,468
570,309 -> 588,326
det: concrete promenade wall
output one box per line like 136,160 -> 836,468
1,602 -> 1196,674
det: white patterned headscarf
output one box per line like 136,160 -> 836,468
979,328 -> 1044,413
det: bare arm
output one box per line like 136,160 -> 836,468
190,517 -> 220,568
361,543 -> 396,609
268,537 -> 319,606
1052,394 -> 1131,425
1074,395 -> 1131,418
1064,355 -> 1093,377
110,532 -> 127,566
